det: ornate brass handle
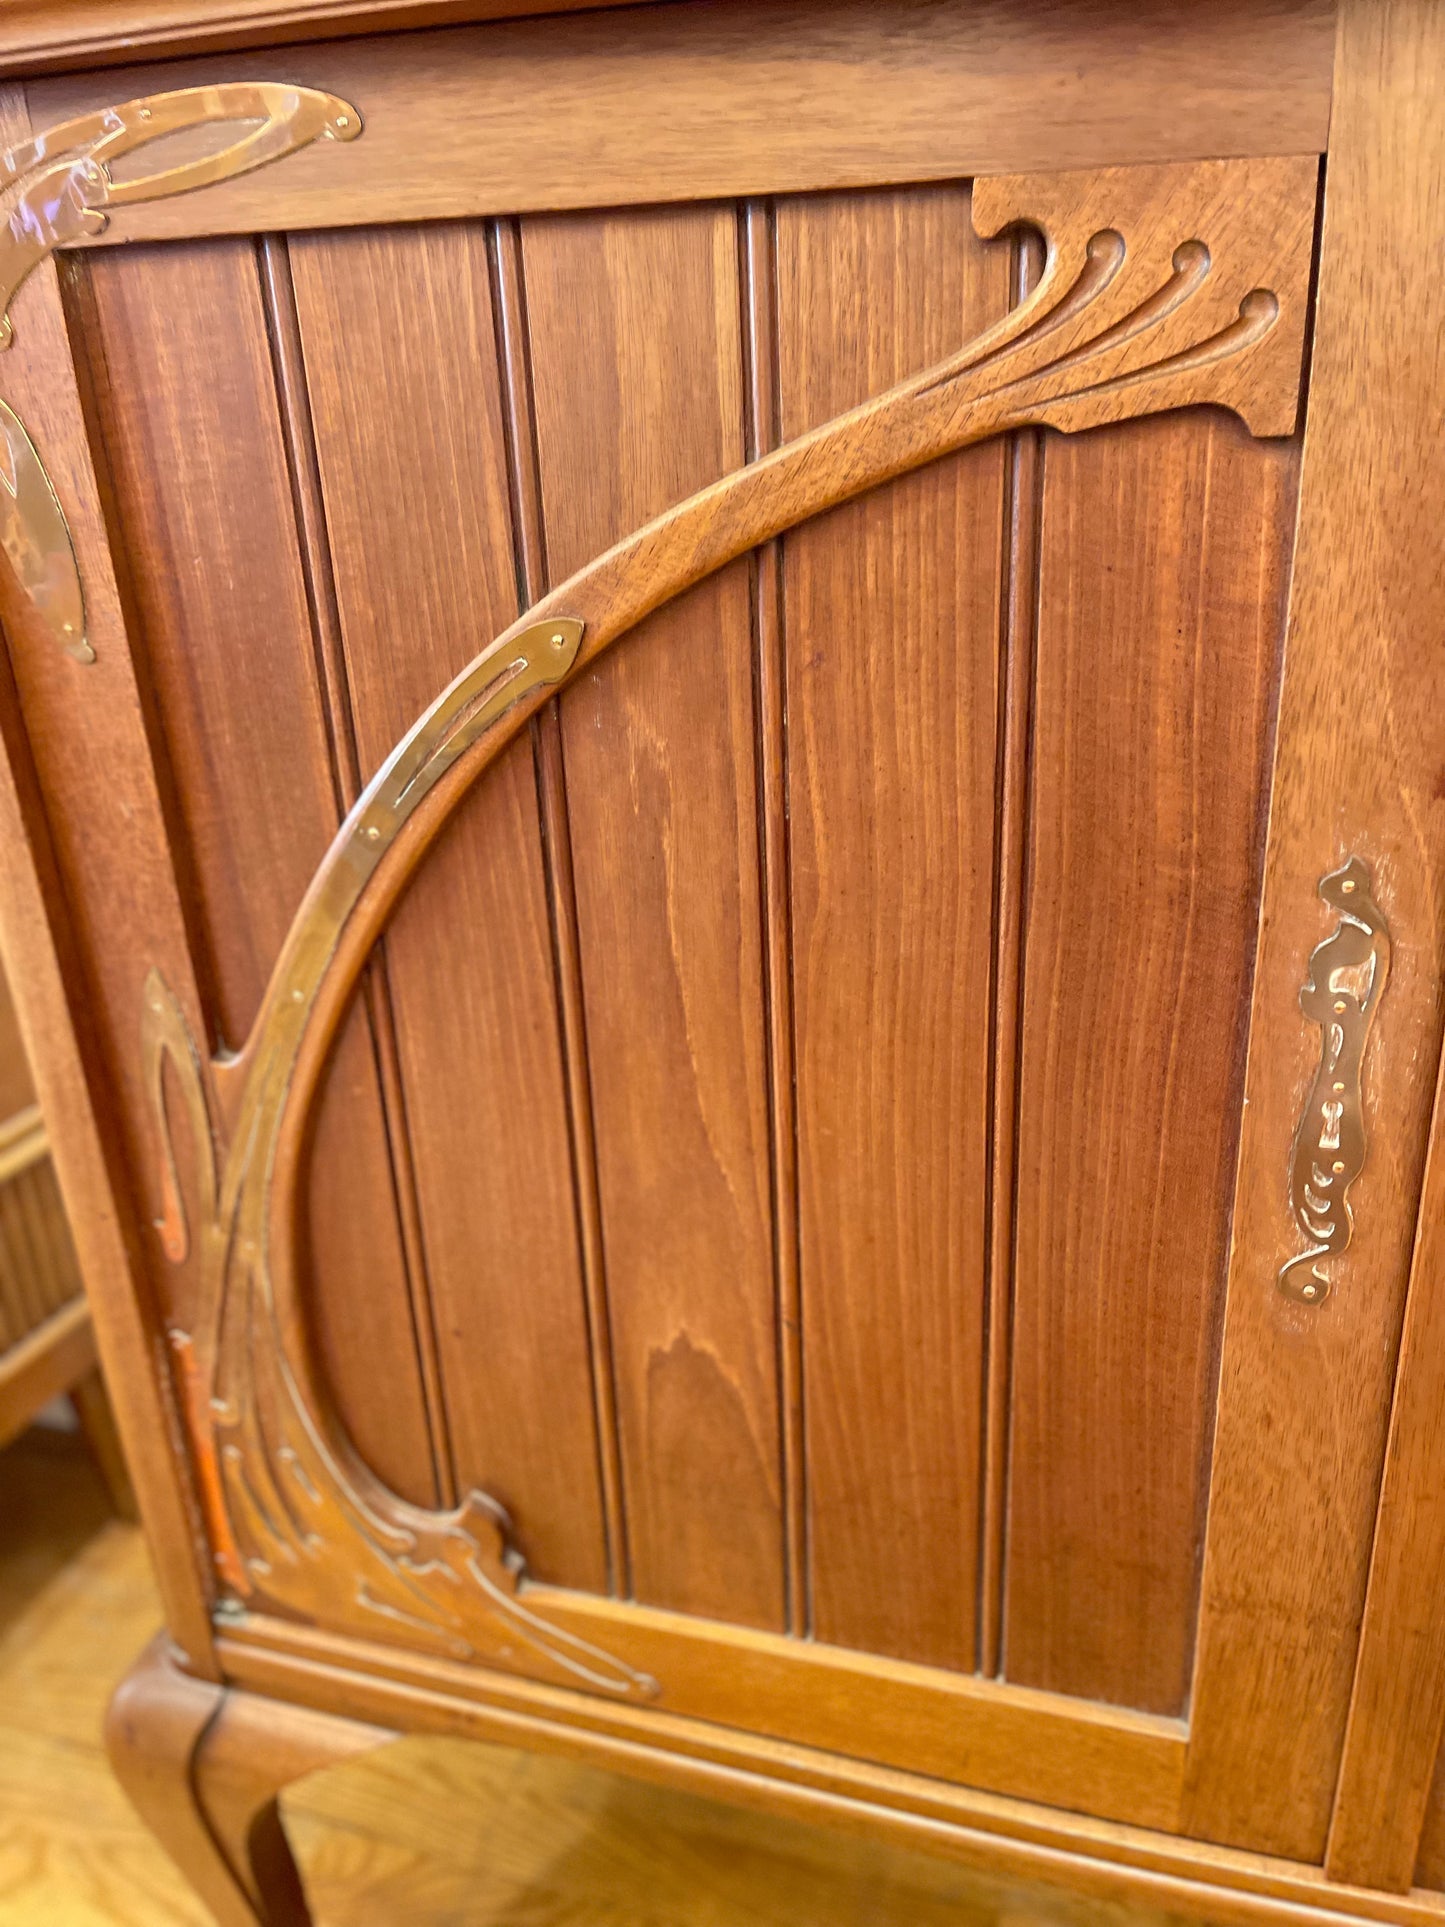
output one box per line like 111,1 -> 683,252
1278,857 -> 1390,1304
0,82 -> 360,662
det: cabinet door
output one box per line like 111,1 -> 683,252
1,0 -> 1439,1867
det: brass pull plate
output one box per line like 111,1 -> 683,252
1279,857 -> 1390,1303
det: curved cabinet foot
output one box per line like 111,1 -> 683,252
106,1634 -> 395,1925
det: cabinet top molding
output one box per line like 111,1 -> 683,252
0,0 -> 639,76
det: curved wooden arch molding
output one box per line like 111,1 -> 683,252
143,154 -> 1317,1695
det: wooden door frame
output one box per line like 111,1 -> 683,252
1181,0 -> 1445,1866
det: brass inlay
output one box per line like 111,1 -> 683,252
0,81 -> 361,661
0,396 -> 88,660
1279,858 -> 1391,1304
146,619 -> 657,1696
0,83 -> 361,344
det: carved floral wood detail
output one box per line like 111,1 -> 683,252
145,156 -> 1319,1690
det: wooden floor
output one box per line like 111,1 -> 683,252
0,1426 -> 1185,1926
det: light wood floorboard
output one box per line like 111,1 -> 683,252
0,1427 -> 1183,1925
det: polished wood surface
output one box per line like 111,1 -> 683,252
777,185 -> 1008,1670
1182,0 -> 1445,1862
288,219 -> 611,1587
27,0 -> 1334,245
1,0 -> 657,76
1317,3 -> 1445,1885
525,206 -> 783,1628
1328,1008 -> 1445,1891
72,237 -> 440,1509
1005,410 -> 1298,1714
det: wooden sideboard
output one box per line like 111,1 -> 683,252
0,0 -> 1442,1920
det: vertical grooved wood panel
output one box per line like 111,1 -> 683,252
288,219 -> 608,1590
775,186 -> 1010,1670
523,206 -> 784,1628
76,237 -> 438,1506
1003,411 -> 1299,1714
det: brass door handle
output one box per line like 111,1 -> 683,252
1278,856 -> 1390,1303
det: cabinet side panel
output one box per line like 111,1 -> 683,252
74,237 -> 438,1506
1004,412 -> 1299,1714
288,221 -> 608,1591
523,206 -> 784,1628
776,185 -> 1011,1669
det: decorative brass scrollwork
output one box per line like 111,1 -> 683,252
1278,858 -> 1391,1304
146,619 -> 661,1697
0,82 -> 361,660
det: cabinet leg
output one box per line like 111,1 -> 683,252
106,1634 -> 396,1925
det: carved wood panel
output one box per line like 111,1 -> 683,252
48,158 -> 1325,1718
43,148 -> 1321,1734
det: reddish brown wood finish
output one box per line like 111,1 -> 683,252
286,219 -> 610,1589
775,186 -> 1011,1669
1004,413 -> 1300,1714
1182,0 -> 1445,1861
72,238 -> 438,1506
15,0 -> 1445,1909
523,207 -> 784,1628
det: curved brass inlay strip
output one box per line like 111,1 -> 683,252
0,81 -> 360,660
1278,858 -> 1391,1304
144,157 -> 1318,1688
0,397 -> 89,660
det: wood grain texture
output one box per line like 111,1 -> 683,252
979,231 -> 1046,1680
523,207 -> 783,1627
1415,1748 -> 1445,1893
72,237 -> 439,1509
775,186 -> 1011,1669
740,201 -> 807,1636
288,219 -> 609,1591
0,0 -> 651,75
26,0 -> 1334,244
1326,1029 -> 1445,1890
0,87 -> 217,1669
493,213 -> 630,1594
1182,0 -> 1445,1858
1004,412 -> 1299,1715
